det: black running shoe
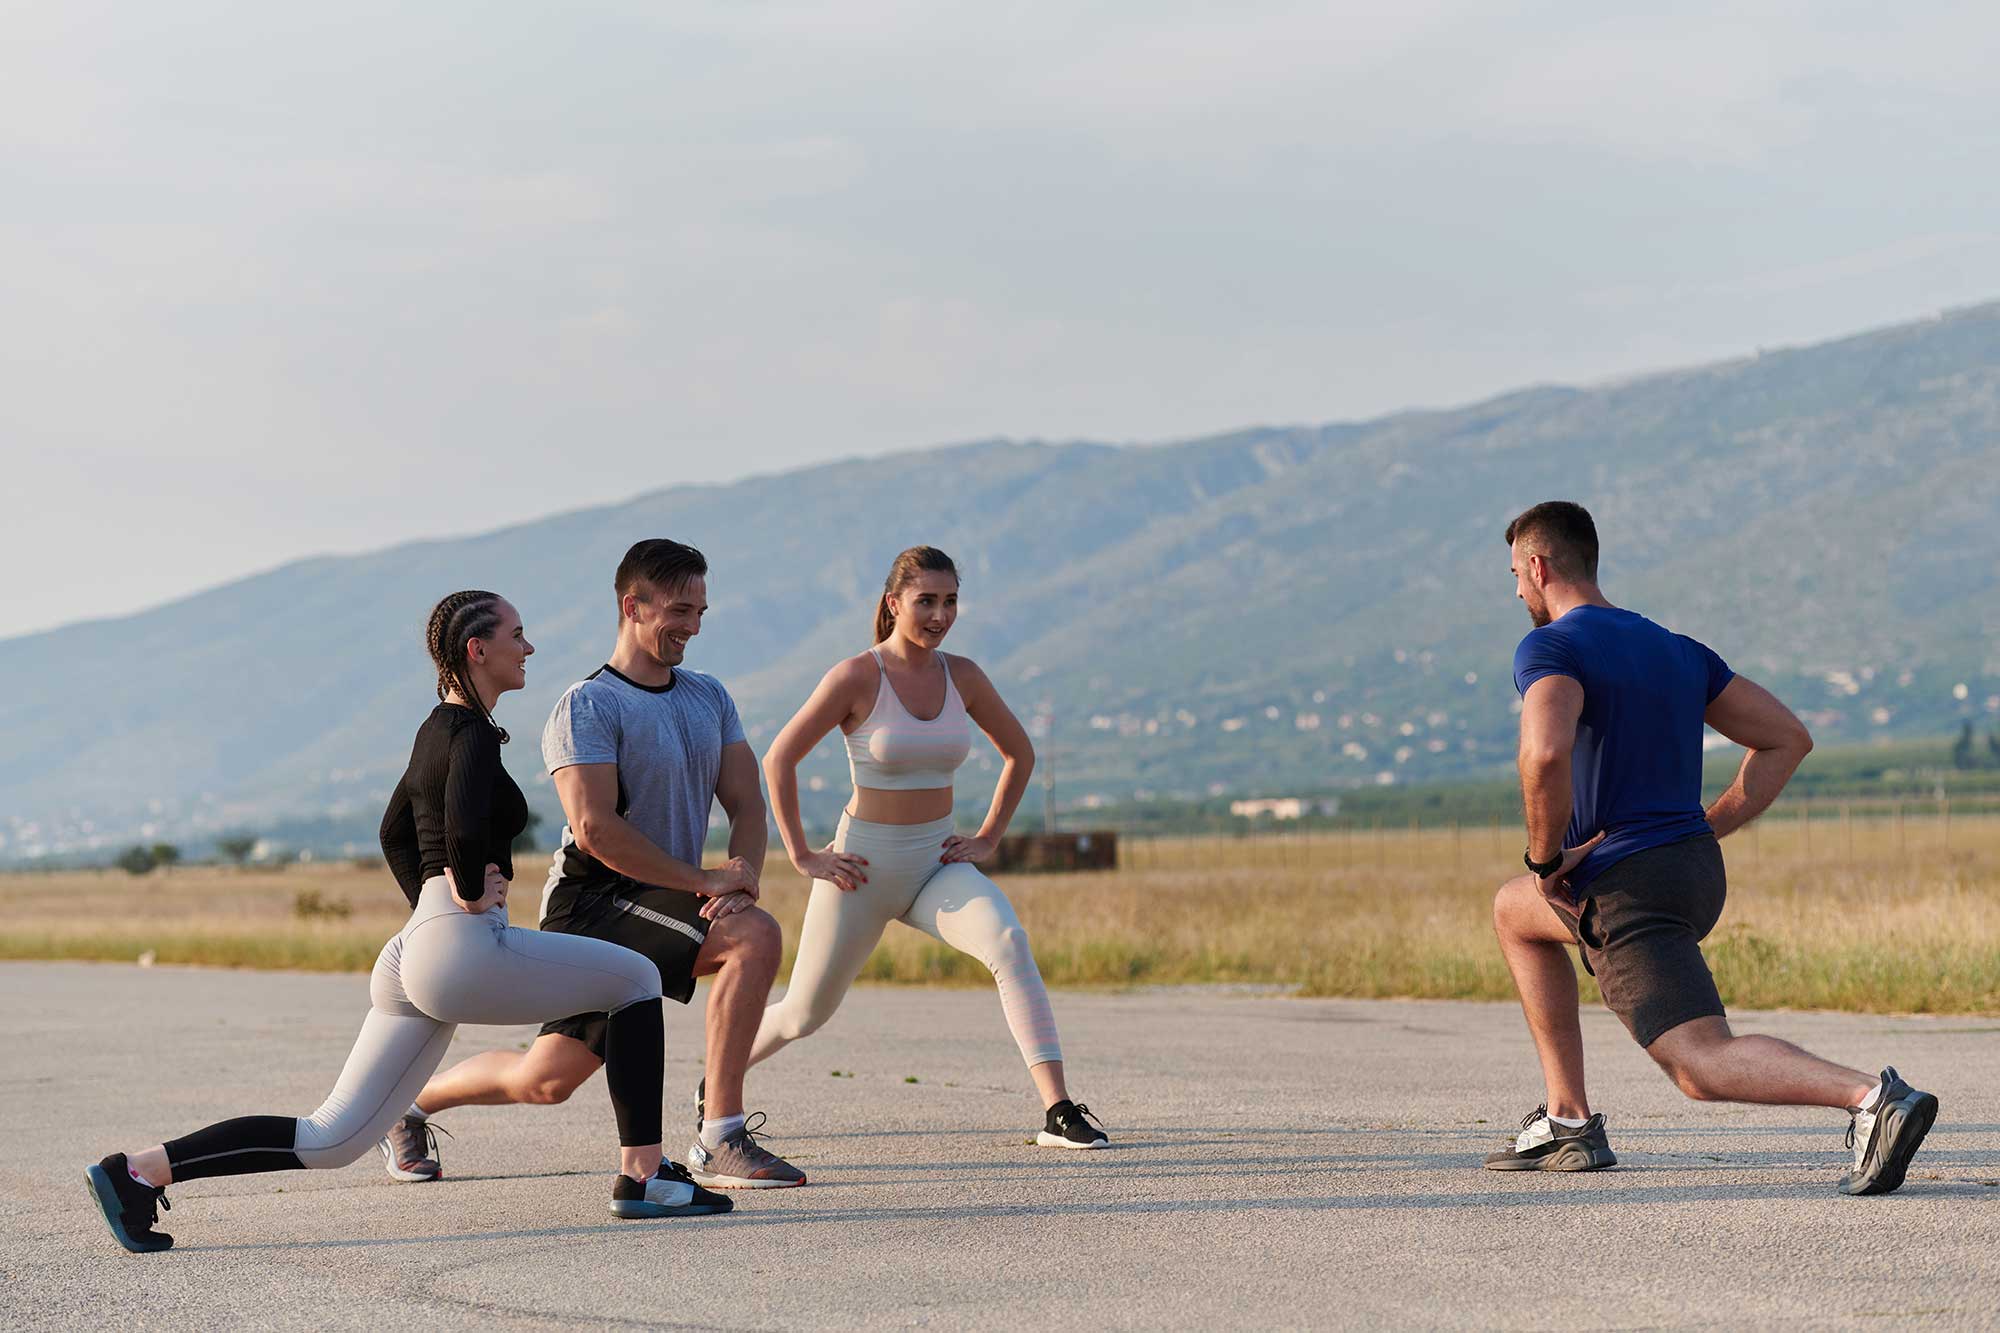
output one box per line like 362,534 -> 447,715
1484,1106 -> 1617,1171
85,1154 -> 173,1254
609,1159 -> 734,1219
1839,1067 -> 1939,1196
1036,1099 -> 1109,1149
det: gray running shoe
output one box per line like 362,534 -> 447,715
378,1114 -> 448,1182
688,1112 -> 807,1189
1839,1067 -> 1939,1196
1484,1106 -> 1617,1171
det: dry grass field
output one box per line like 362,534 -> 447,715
4,810 -> 1996,1014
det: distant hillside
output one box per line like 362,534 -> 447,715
4,303 -> 1998,861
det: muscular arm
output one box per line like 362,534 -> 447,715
1703,675 -> 1813,839
762,660 -> 867,867
714,740 -> 768,877
552,762 -> 711,894
1518,674 -> 1584,863
953,657 -> 1035,843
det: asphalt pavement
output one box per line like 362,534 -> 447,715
3,961 -> 1996,1330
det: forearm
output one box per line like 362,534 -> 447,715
1706,745 -> 1805,839
975,756 -> 1033,842
724,793 -> 769,878
1520,758 -> 1572,861
577,816 -> 707,893
764,762 -> 815,867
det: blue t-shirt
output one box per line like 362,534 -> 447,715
1512,605 -> 1733,892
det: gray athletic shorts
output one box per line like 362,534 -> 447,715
1558,833 -> 1728,1048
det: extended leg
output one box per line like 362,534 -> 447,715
1645,1016 -> 1875,1108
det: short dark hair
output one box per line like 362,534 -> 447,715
1504,501 -> 1599,580
615,538 -> 708,603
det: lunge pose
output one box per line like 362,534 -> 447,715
752,545 -> 1107,1149
84,591 -> 728,1255
407,541 -> 805,1189
1485,502 -> 1937,1194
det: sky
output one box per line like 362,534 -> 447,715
5,0 -> 1999,640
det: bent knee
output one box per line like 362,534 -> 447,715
769,1000 -> 830,1043
716,905 -> 782,956
510,1073 -> 580,1105
989,923 -> 1033,967
1653,1055 -> 1721,1102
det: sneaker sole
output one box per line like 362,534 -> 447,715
1485,1143 -> 1618,1172
1035,1131 -> 1109,1149
84,1165 -> 171,1254
383,1163 -> 442,1182
687,1170 -> 808,1189
609,1197 -> 735,1219
1842,1093 -> 1939,1196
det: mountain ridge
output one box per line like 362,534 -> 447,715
5,302 -> 1998,860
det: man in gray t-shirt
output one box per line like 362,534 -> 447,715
409,539 -> 805,1191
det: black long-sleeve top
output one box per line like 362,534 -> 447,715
379,704 -> 528,906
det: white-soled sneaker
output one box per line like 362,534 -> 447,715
1036,1099 -> 1109,1149
1484,1105 -> 1617,1171
688,1113 -> 807,1188
609,1160 -> 734,1219
1839,1067 -> 1939,1196
378,1114 -> 448,1182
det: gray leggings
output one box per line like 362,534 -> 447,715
164,875 -> 664,1180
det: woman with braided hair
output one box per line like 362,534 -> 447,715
84,591 -> 729,1255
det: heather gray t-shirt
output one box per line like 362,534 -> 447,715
541,663 -> 746,879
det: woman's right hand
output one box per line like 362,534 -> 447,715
444,863 -> 509,914
794,845 -> 869,892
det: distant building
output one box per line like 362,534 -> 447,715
1229,796 -> 1339,821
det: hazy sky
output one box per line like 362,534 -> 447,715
6,1 -> 1998,639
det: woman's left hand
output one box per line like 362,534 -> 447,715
940,834 -> 995,864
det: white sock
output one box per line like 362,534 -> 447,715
407,1103 -> 428,1121
1548,1113 -> 1589,1129
700,1114 -> 746,1150
1857,1081 -> 1883,1112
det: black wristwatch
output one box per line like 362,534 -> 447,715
1524,848 -> 1564,878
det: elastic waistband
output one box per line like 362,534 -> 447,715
835,812 -> 956,849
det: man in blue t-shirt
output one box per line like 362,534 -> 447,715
1483,501 -> 1937,1196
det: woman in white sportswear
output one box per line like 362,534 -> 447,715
751,545 -> 1107,1148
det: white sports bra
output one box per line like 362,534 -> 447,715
845,649 -> 973,791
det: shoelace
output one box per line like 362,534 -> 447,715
393,1117 -> 453,1170
1520,1104 -> 1550,1132
1061,1103 -> 1108,1132
657,1159 -> 700,1186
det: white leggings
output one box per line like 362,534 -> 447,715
749,814 -> 1062,1069
163,875 -> 664,1181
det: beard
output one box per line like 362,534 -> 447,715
1524,593 -> 1552,628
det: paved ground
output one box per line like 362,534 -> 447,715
2,961 -> 1996,1330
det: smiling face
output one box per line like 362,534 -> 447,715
886,570 -> 958,650
625,575 -> 707,669
1509,542 -> 1553,628
466,598 -> 534,697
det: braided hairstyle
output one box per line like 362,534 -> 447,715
874,546 -> 959,643
424,590 -> 511,744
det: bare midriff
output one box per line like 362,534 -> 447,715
847,784 -> 954,825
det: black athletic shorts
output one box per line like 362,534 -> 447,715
1554,833 -> 1728,1049
538,876 -> 709,1060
